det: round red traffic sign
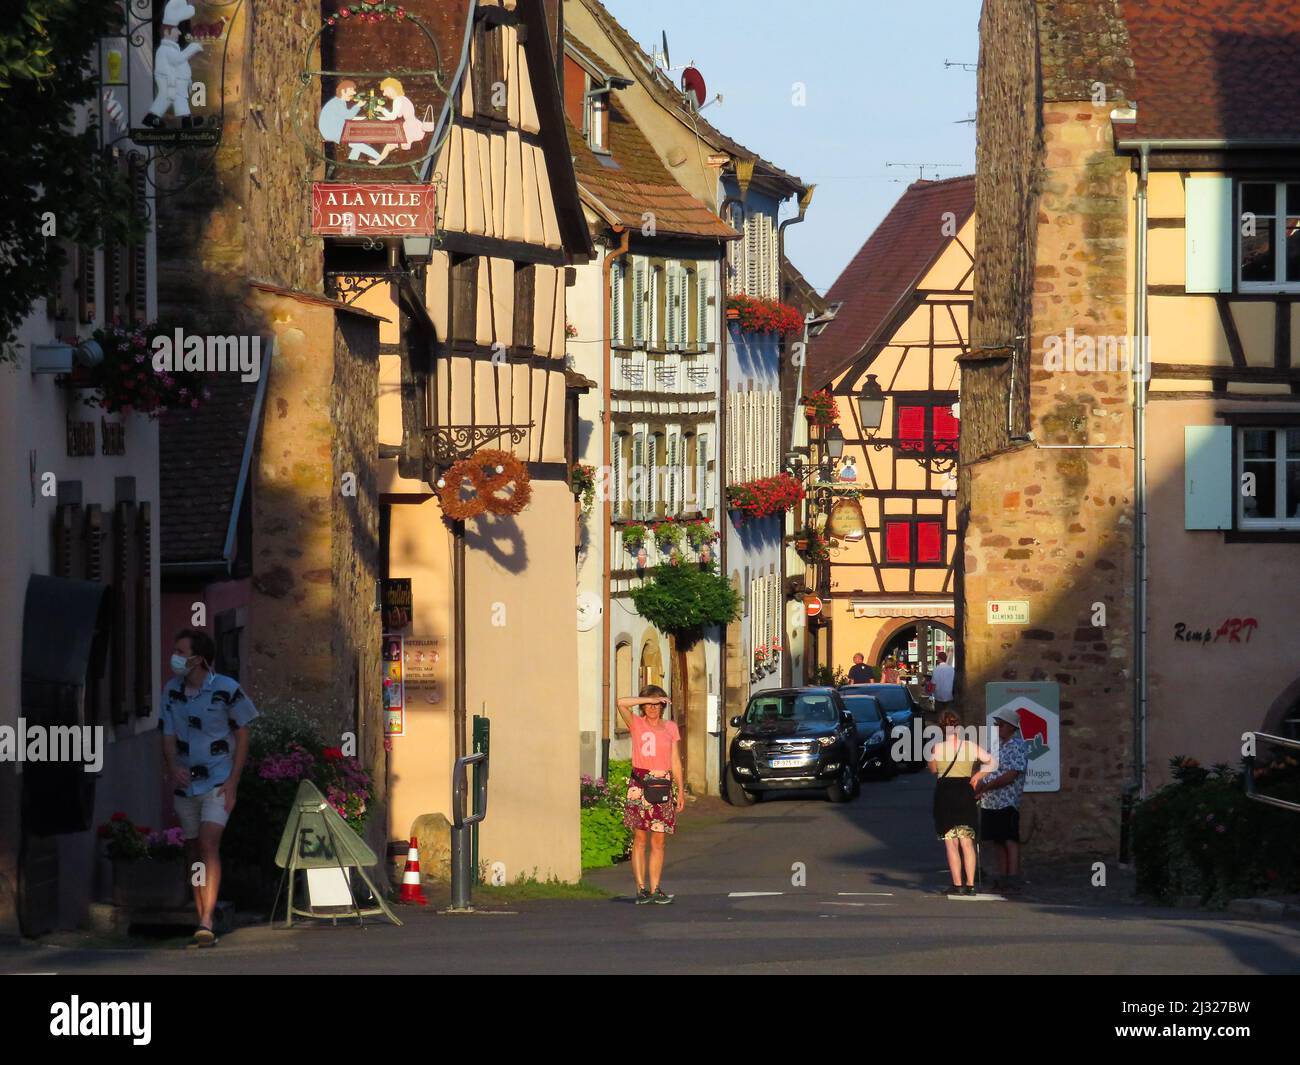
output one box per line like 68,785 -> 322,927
804,595 -> 823,618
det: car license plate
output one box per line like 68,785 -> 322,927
769,757 -> 807,768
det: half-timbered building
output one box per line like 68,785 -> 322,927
560,29 -> 737,788
804,177 -> 974,684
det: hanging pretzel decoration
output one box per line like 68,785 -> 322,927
436,448 -> 531,519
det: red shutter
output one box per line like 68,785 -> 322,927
884,521 -> 911,562
917,521 -> 943,563
897,406 -> 925,451
933,406 -> 958,452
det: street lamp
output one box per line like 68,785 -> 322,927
823,424 -> 845,461
855,374 -> 886,433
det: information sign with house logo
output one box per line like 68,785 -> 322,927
985,682 -> 1060,792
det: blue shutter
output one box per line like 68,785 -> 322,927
1184,425 -> 1232,530
1185,177 -> 1233,293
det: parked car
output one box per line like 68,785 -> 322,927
726,687 -> 860,805
836,689 -> 896,778
840,683 -> 926,771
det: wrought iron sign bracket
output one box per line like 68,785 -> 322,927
425,424 -> 534,468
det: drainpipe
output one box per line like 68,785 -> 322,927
717,196 -> 744,790
1132,144 -> 1151,807
777,207 -> 808,687
600,225 -> 629,780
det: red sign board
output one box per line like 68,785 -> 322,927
311,182 -> 436,236
804,595 -> 823,618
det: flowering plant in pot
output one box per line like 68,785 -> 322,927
725,295 -> 805,336
684,520 -> 718,551
569,462 -> 596,513
654,519 -> 684,553
98,812 -> 190,909
803,389 -> 838,428
797,526 -> 832,562
726,473 -> 804,523
70,322 -> 210,417
767,639 -> 782,672
621,523 -> 647,551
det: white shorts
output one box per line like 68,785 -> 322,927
174,787 -> 230,839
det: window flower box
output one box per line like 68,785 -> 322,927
726,473 -> 804,523
725,295 -> 804,336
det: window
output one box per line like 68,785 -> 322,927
882,517 -> 946,566
584,77 -> 607,151
1239,427 -> 1300,528
729,211 -> 778,299
1239,182 -> 1300,289
894,396 -> 959,456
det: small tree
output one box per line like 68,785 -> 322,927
629,562 -> 740,645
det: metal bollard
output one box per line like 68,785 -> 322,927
449,751 -> 488,911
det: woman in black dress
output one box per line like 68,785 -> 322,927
928,710 -> 993,895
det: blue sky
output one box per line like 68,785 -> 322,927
602,0 -> 980,295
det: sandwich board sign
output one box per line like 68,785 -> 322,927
272,780 -> 401,926
984,682 -> 1060,793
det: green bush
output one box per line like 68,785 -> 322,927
580,759 -> 633,869
1133,755 -> 1300,906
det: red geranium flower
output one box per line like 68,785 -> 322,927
110,811 -> 128,822
323,747 -> 344,761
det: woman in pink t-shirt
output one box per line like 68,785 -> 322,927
616,685 -> 684,905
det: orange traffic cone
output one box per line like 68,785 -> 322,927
398,837 -> 428,906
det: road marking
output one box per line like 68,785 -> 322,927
728,891 -> 784,898
837,891 -> 894,897
827,901 -> 866,907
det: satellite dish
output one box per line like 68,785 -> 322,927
681,66 -> 706,111
576,591 -> 603,632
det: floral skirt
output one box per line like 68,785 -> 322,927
623,767 -> 676,834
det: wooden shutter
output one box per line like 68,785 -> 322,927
884,520 -> 911,563
1185,176 -> 1233,293
134,501 -> 152,716
726,394 -> 737,484
85,505 -> 107,725
450,256 -> 479,343
612,432 -> 625,518
668,433 -> 679,514
473,23 -> 506,120
897,405 -> 925,452
632,257 -> 647,344
697,432 -> 710,513
742,392 -> 754,482
78,244 -> 96,323
111,501 -> 138,724
933,405 -> 959,452
917,520 -> 943,563
632,431 -> 645,519
649,433 -> 662,517
1185,425 -> 1233,530
129,156 -> 148,325
610,259 -> 624,344
696,261 -> 711,348
513,263 -> 535,349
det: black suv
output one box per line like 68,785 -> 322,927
726,687 -> 859,805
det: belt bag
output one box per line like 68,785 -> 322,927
639,775 -> 673,805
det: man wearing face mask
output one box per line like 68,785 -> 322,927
160,628 -> 259,945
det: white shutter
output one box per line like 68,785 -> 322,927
612,432 -> 625,518
632,257 -> 647,344
1185,425 -> 1233,529
665,264 -> 678,348
697,261 -> 713,346
769,573 -> 781,653
726,394 -> 737,484
647,433 -> 659,517
611,259 -> 624,345
632,431 -> 645,518
1186,176 -> 1233,293
667,433 -> 678,514
770,390 -> 781,476
698,432 -> 710,513
676,265 -> 688,348
743,392 -> 754,482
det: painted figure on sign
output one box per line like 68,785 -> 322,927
371,77 -> 435,164
318,80 -> 382,162
143,0 -> 204,129
837,458 -> 858,483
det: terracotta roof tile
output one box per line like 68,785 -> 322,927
566,103 -> 737,240
1121,0 -> 1300,140
806,176 -> 974,389
159,375 -> 261,566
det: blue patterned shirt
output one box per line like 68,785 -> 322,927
160,672 -> 259,797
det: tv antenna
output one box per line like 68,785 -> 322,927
944,59 -> 977,71
886,162 -> 962,181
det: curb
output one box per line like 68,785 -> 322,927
1226,897 -> 1300,919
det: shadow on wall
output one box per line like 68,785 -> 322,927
463,512 -> 529,573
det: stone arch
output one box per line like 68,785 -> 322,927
1261,673 -> 1300,741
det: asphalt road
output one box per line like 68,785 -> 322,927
3,772 -> 1298,975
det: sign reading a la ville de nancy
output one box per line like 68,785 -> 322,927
310,183 -> 436,237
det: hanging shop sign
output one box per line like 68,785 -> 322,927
985,682 -> 1060,793
403,637 -> 444,707
108,0 -> 235,148
987,600 -> 1030,625
296,4 -> 448,179
381,577 -> 413,633
310,182 -> 437,236
382,634 -> 405,736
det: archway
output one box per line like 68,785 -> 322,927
875,619 -> 955,675
1261,675 -> 1300,742
639,634 -> 663,691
